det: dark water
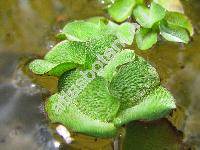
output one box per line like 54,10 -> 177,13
0,0 -> 200,149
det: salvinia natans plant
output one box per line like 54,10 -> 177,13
107,0 -> 193,50
29,17 -> 176,137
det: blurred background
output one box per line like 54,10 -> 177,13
0,0 -> 200,149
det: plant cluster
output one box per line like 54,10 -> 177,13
108,0 -> 193,50
29,18 -> 176,137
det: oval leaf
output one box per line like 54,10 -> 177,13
165,12 -> 194,36
160,22 -> 190,43
135,28 -> 158,50
108,0 -> 137,22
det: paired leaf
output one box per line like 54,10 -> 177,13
133,2 -> 166,28
135,28 -> 158,50
108,0 -> 138,22
29,34 -> 120,76
165,12 -> 194,36
160,22 -> 190,43
61,19 -> 135,45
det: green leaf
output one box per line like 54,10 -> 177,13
108,21 -> 136,45
160,22 -> 190,43
114,86 -> 176,126
133,2 -> 166,28
62,21 -> 107,42
61,19 -> 135,45
46,71 -> 120,137
99,49 -> 135,81
29,34 -> 120,76
109,56 -> 160,113
153,0 -> 184,13
165,12 -> 194,36
108,0 -> 137,22
135,28 -> 158,50
84,34 -> 118,69
29,40 -> 86,76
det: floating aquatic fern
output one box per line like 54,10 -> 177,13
29,18 -> 176,137
108,0 -> 193,50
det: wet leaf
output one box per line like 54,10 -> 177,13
108,0 -> 138,22
165,12 -> 194,36
135,28 -> 158,50
133,2 -> 166,28
160,22 -> 190,43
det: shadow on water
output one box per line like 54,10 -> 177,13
0,0 -> 200,149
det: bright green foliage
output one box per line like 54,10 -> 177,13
135,28 -> 158,50
133,2 -> 166,28
106,0 -> 193,50
61,19 -> 136,45
160,21 -> 190,43
44,51 -> 175,137
46,92 -> 118,137
108,0 -> 138,22
109,57 -> 160,112
62,21 -> 107,41
30,18 -> 176,138
165,12 -> 194,36
113,86 -> 176,126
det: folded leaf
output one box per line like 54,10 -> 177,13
165,12 -> 194,36
29,34 -> 120,76
114,86 -> 176,126
109,56 -> 160,112
133,2 -> 166,28
135,28 -> 158,50
46,93 -> 118,138
29,40 -> 86,76
108,0 -> 137,22
99,49 -> 135,81
153,0 -> 184,13
160,22 -> 190,43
